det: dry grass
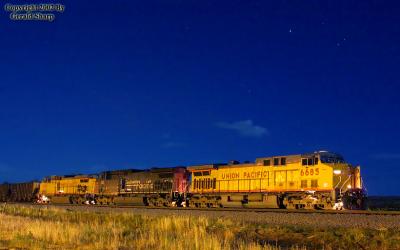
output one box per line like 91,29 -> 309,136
0,204 -> 399,250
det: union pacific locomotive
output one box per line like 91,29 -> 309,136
0,151 -> 367,210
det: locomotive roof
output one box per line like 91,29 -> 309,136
101,169 -> 143,175
186,163 -> 227,171
255,154 -> 301,162
188,151 -> 345,170
102,166 -> 185,175
149,167 -> 178,173
43,174 -> 96,181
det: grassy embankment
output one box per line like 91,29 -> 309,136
0,204 -> 399,250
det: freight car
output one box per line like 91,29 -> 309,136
188,151 -> 366,210
0,182 -> 40,202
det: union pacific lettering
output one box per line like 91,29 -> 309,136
221,173 -> 240,179
243,171 -> 268,179
221,171 -> 269,180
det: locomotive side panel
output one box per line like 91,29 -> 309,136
39,176 -> 98,204
98,169 -> 142,196
190,163 -> 332,194
119,169 -> 174,194
40,177 -> 97,196
97,168 -> 184,206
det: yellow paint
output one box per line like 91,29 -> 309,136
39,176 -> 97,196
189,153 -> 357,194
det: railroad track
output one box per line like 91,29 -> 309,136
7,202 -> 400,216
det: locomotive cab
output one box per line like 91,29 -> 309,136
316,151 -> 366,209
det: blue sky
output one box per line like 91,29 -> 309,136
0,1 -> 399,195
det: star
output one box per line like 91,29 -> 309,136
289,28 -> 292,33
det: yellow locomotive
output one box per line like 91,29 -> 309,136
188,151 -> 365,209
39,175 -> 97,204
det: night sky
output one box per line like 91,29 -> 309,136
1,1 -> 399,195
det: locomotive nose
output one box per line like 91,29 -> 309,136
343,189 -> 367,210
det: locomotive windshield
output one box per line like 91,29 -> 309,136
319,152 -> 345,164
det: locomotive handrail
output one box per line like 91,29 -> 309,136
334,175 -> 342,190
340,175 -> 351,193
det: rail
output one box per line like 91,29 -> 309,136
6,202 -> 400,216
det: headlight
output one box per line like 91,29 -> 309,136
333,170 -> 341,175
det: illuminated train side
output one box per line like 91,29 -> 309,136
188,151 -> 366,210
0,151 -> 367,210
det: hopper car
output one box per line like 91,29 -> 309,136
0,182 -> 40,202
